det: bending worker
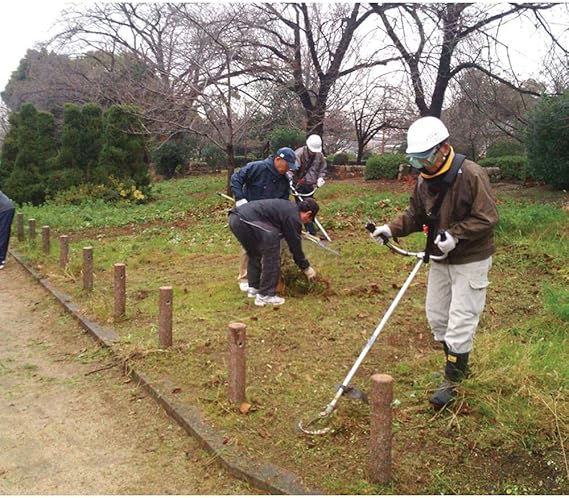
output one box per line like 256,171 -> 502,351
371,116 -> 498,410
230,147 -> 298,292
229,198 -> 318,307
293,134 -> 327,236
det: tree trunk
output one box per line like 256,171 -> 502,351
225,143 -> 236,196
356,139 -> 365,164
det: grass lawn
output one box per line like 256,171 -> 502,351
13,174 -> 569,494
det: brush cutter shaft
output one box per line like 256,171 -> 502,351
313,218 -> 332,242
323,257 -> 425,415
289,183 -> 332,242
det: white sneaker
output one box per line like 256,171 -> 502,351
0,264 -> 4,270
247,288 -> 259,298
239,280 -> 249,292
254,294 -> 285,306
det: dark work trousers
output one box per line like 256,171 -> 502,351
0,208 -> 15,263
294,183 -> 317,235
228,213 -> 281,296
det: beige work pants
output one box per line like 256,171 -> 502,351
426,257 -> 492,354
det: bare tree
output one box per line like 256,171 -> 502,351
444,69 -> 542,159
50,3 -> 230,137
370,3 -> 558,118
238,3 -> 400,137
344,71 -> 410,162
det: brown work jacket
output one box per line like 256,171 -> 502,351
388,159 -> 499,265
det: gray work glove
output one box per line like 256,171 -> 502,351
434,231 -> 458,254
370,224 -> 392,245
303,266 -> 316,280
317,177 -> 325,188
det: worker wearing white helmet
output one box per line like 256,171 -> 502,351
293,134 -> 328,235
371,115 -> 499,411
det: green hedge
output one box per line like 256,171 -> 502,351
526,92 -> 569,189
479,155 -> 528,182
333,152 -> 350,165
486,139 -> 525,158
364,153 -> 406,180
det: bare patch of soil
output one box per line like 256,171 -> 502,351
0,261 -> 256,494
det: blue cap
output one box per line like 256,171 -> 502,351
275,147 -> 298,170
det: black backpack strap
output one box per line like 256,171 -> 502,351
423,154 -> 466,262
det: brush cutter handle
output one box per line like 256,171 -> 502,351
365,221 -> 446,261
289,182 -> 317,198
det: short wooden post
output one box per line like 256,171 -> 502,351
59,235 -> 69,269
82,246 -> 93,291
114,263 -> 126,320
16,213 -> 24,241
42,226 -> 50,254
228,322 -> 247,404
29,218 -> 36,244
158,286 -> 173,347
368,374 -> 393,485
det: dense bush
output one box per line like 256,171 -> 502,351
269,127 -> 305,151
479,155 -> 529,182
333,152 -> 350,165
99,104 -> 150,187
0,113 -> 19,188
201,144 -> 227,169
486,139 -> 525,158
364,153 -> 406,180
526,92 -> 569,189
152,140 -> 189,178
3,103 -> 57,205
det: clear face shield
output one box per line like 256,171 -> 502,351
406,145 -> 441,172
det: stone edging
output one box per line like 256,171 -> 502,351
10,249 -> 324,496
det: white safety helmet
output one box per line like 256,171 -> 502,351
306,134 -> 323,153
406,116 -> 449,155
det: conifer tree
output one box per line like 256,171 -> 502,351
98,104 -> 149,186
0,112 -> 20,188
80,103 -> 103,182
4,103 -> 47,205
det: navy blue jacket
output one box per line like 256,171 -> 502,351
230,156 -> 290,202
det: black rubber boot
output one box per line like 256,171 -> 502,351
430,352 -> 469,410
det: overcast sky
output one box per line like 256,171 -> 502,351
0,1 -> 72,93
0,2 -> 566,95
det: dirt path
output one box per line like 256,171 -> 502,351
0,258 -> 254,494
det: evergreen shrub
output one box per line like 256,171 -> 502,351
152,140 -> 189,178
479,155 -> 529,182
526,92 -> 569,189
486,139 -> 525,158
333,152 -> 350,165
365,153 -> 406,180
269,127 -> 305,151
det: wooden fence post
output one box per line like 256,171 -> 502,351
82,246 -> 93,291
42,226 -> 50,254
368,373 -> 393,485
16,213 -> 24,241
158,286 -> 173,347
228,322 -> 247,404
59,235 -> 69,269
114,263 -> 126,320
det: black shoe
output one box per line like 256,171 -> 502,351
430,380 -> 458,410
